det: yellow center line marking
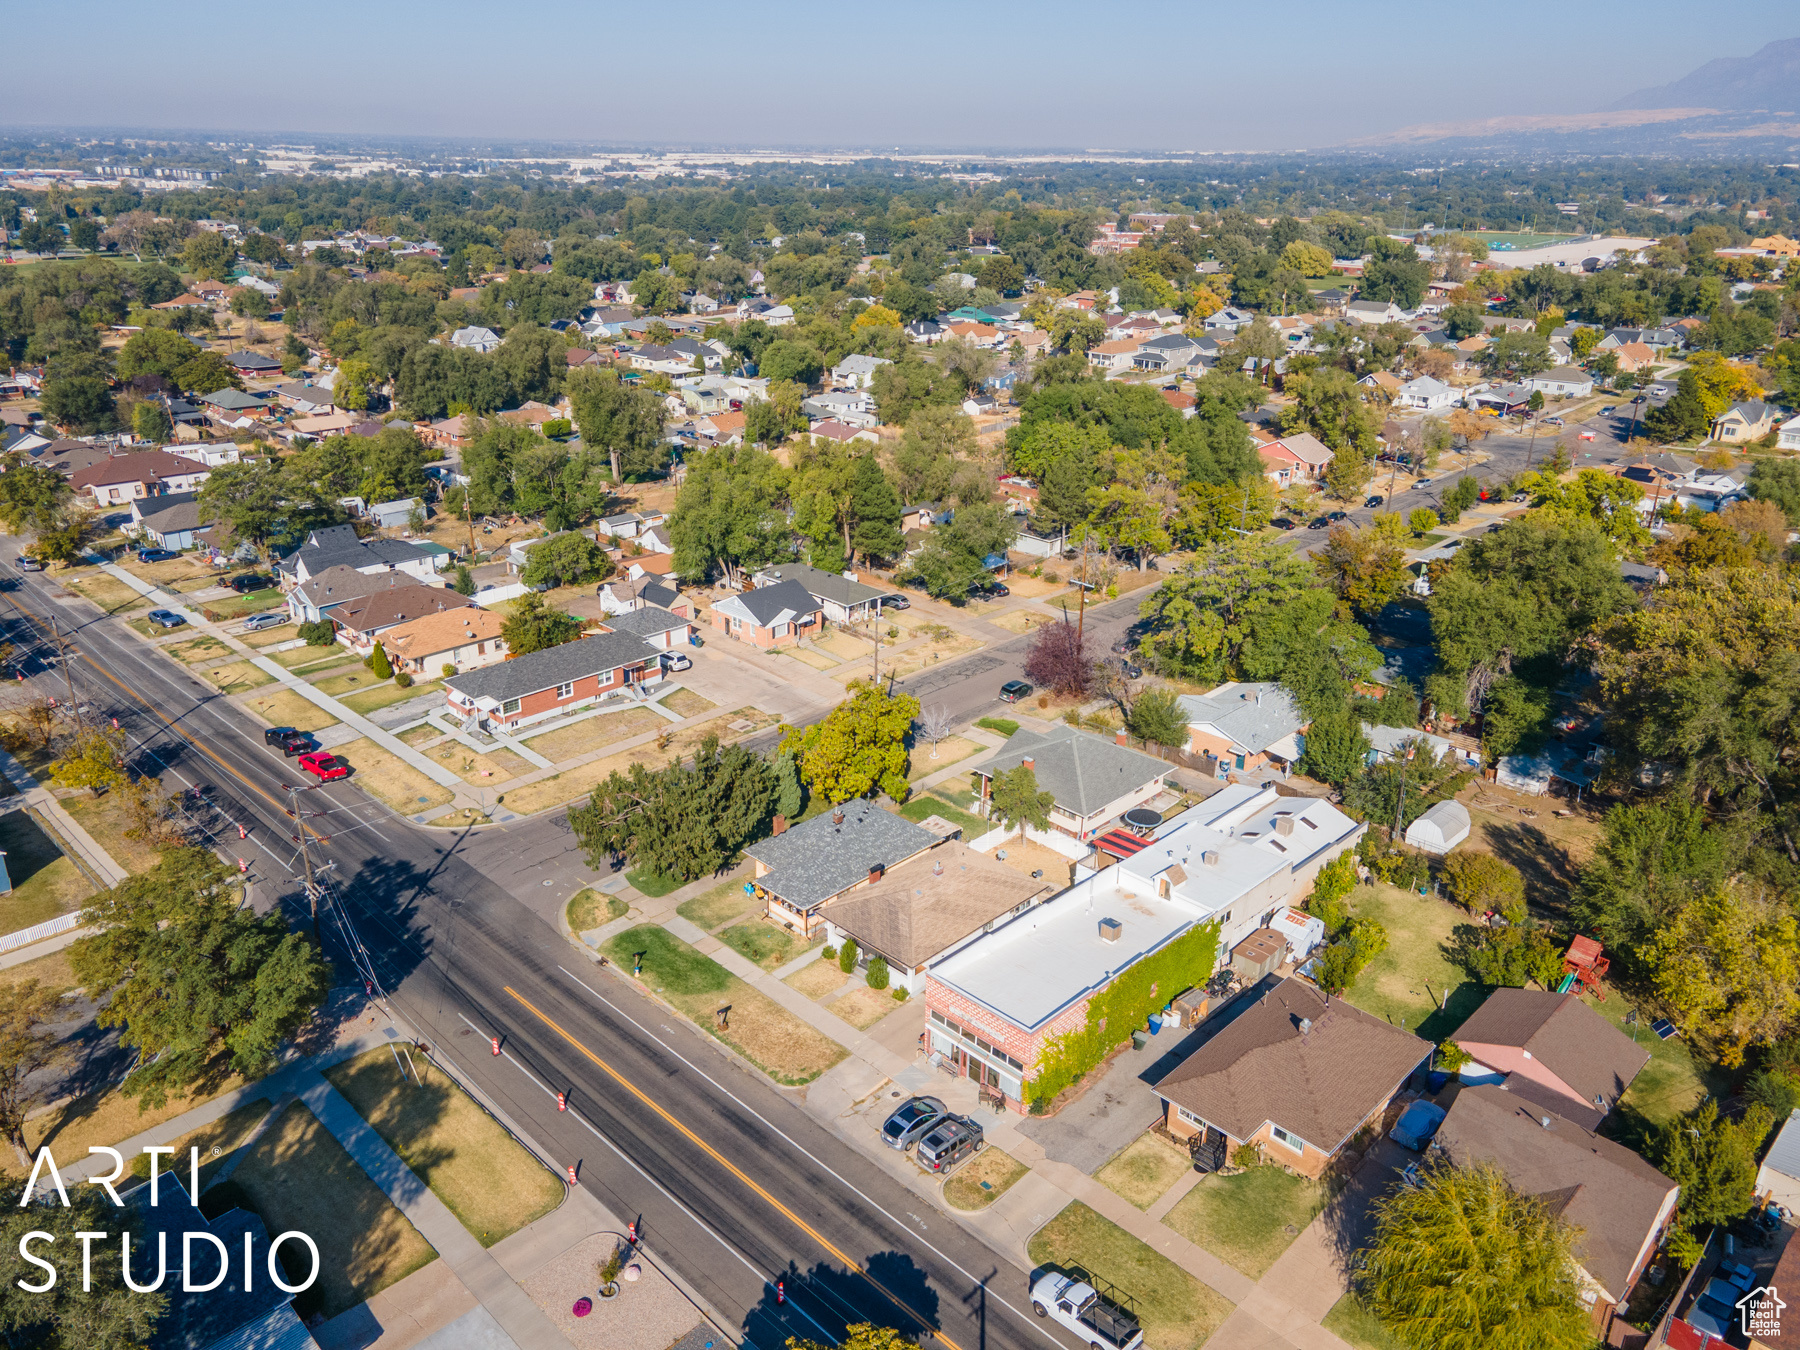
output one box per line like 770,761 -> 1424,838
9,590 -> 316,831
505,985 -> 967,1350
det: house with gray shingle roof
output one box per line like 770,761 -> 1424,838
745,801 -> 939,938
751,563 -> 900,624
276,524 -> 441,587
444,631 -> 659,732
1177,682 -> 1307,779
597,604 -> 696,650
972,724 -> 1169,843
708,577 -> 823,647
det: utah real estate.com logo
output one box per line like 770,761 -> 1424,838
1739,1286 -> 1786,1340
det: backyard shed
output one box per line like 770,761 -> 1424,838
1405,800 -> 1471,855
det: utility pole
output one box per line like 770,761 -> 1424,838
463,481 -> 477,559
871,598 -> 882,686
47,615 -> 81,731
1076,529 -> 1089,646
285,782 -> 323,936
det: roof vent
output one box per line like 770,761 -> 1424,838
1275,817 -> 1295,837
832,808 -> 844,826
1098,918 -> 1122,943
1540,1116 -> 1553,1130
1298,1017 -> 1312,1035
1202,850 -> 1221,866
933,861 -> 944,876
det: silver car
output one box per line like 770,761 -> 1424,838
881,1095 -> 946,1151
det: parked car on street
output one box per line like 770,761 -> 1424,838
16,556 -> 43,571
1031,1273 -> 1144,1350
881,1096 -> 947,1151
1307,517 -> 1330,529
1327,511 -> 1348,523
298,751 -> 348,781
264,727 -> 313,757
916,1115 -> 983,1173
968,580 -> 1010,599
882,595 -> 910,610
146,609 -> 186,629
999,679 -> 1033,703
242,612 -> 287,632
1365,495 -> 1385,508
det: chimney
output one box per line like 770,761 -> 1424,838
1299,1017 -> 1312,1036
933,860 -> 944,876
832,807 -> 845,826
1202,849 -> 1221,866
1098,918 -> 1122,943
1022,756 -> 1035,770
772,815 -> 788,835
1275,817 -> 1295,837
869,864 -> 884,884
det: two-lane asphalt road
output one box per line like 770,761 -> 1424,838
0,558 -> 1082,1350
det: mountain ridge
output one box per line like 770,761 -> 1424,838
1608,36 -> 1800,113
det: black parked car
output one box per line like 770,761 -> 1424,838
1365,495 -> 1385,508
999,679 -> 1033,703
229,573 -> 274,593
263,727 -> 312,757
1307,517 -> 1331,529
968,580 -> 1010,599
1327,511 -> 1349,523
1270,517 -> 1297,531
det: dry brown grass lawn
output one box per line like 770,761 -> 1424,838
943,1147 -> 1029,1210
0,808 -> 92,931
0,946 -> 75,992
829,985 -> 904,1031
342,680 -> 443,715
785,958 -> 849,1000
1003,575 -> 1072,599
501,710 -> 776,816
239,623 -> 300,647
428,741 -> 532,784
399,724 -> 444,747
675,878 -> 757,931
270,644 -> 354,671
167,634 -> 235,664
204,1100 -> 438,1321
59,788 -> 163,875
1096,1131 -> 1192,1210
197,659 -> 275,693
992,838 -> 1074,889
325,1049 -> 563,1246
1459,783 -> 1603,919
311,668 -> 385,698
602,926 -> 845,1084
908,735 -> 979,780
61,572 -> 152,615
241,688 -> 340,732
784,646 -> 839,671
662,688 -> 716,718
991,609 -> 1056,635
333,738 -> 454,813
127,1099 -> 272,1183
567,888 -> 628,932
19,1057 -> 252,1173
523,707 -> 663,762
816,630 -> 873,661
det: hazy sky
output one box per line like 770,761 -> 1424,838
6,2 -> 1795,151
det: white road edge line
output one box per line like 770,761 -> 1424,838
553,964 -> 1057,1346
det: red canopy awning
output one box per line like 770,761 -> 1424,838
1094,829 -> 1150,859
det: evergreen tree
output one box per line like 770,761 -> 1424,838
370,642 -> 393,679
849,455 -> 904,563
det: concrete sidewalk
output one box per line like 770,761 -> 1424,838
96,562 -> 473,802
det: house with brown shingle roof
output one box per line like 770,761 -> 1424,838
328,584 -> 475,656
1449,988 -> 1648,1129
1155,976 -> 1430,1176
1434,1085 -> 1678,1333
819,842 -> 1054,996
70,450 -> 213,505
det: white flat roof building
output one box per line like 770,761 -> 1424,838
930,785 -> 1363,1035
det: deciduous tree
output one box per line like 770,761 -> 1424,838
781,682 -> 920,804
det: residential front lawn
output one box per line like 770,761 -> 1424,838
1163,1164 -> 1331,1279
60,572 -> 151,616
127,1099 -> 272,1184
241,688 -> 340,733
0,807 -> 92,934
1027,1202 -> 1233,1350
1095,1131 -> 1192,1211
662,687 -> 717,718
200,1100 -> 438,1321
829,984 -> 903,1030
523,707 -> 663,762
567,887 -> 627,933
15,1053 -> 252,1178
310,668 -> 387,698
1321,1294 -> 1407,1350
675,877 -> 756,932
907,735 -> 979,780
167,634 -> 235,665
625,866 -> 683,898
719,919 -> 807,970
197,588 -> 284,619
331,737 -> 454,813
942,1146 -> 1028,1211
59,786 -> 164,875
602,925 -> 845,1084
785,957 -> 849,1000
340,679 -> 443,715
196,659 -> 276,693
324,1048 -> 563,1246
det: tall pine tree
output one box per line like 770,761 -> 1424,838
849,454 -> 903,564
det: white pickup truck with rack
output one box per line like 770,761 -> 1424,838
1030,1271 -> 1144,1350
